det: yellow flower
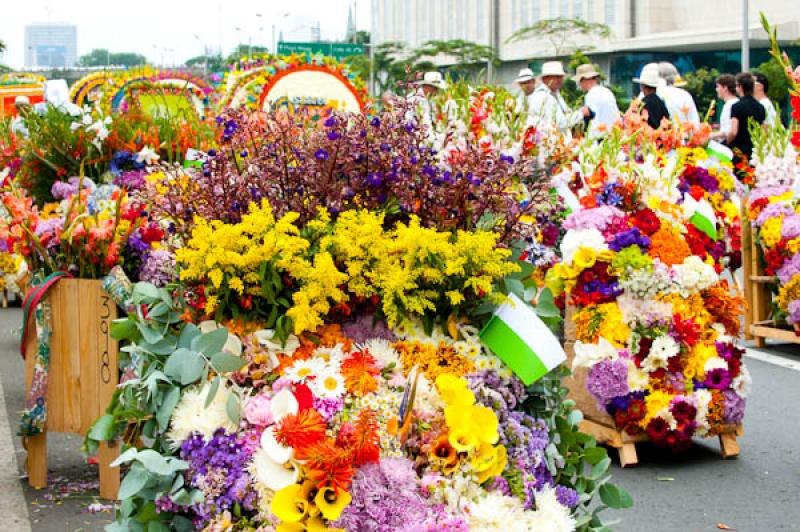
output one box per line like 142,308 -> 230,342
448,425 -> 479,453
573,246 -> 597,270
476,444 -> 507,484
272,484 -> 308,523
435,374 -> 475,407
306,515 -> 346,532
314,486 -> 352,521
471,405 -> 499,445
644,390 -> 673,424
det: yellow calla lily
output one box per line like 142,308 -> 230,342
471,441 -> 498,473
448,425 -> 479,453
478,444 -> 508,483
307,515 -> 346,532
435,374 -> 475,407
471,405 -> 499,445
272,484 -> 308,523
314,486 -> 352,521
277,523 -> 307,532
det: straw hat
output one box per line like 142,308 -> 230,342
633,63 -> 664,88
540,61 -> 567,77
572,64 -> 601,83
515,67 -> 535,84
417,71 -> 448,90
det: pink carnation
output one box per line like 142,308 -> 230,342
244,393 -> 273,426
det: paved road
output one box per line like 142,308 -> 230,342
1,306 -> 799,531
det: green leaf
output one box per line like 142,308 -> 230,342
163,348 -> 192,381
177,323 -> 201,348
211,352 -> 247,374
590,456 -> 612,480
147,302 -> 170,319
137,322 -> 165,345
146,522 -> 169,532
171,488 -> 193,506
131,282 -> 160,304
110,318 -> 138,341
504,277 -> 525,297
599,483 -> 633,509
88,414 -> 116,441
192,327 -> 229,355
118,463 -> 149,500
172,516 -> 194,532
583,446 -> 607,465
156,386 -> 180,431
567,408 -> 584,427
226,393 -> 240,425
180,352 -> 205,385
204,377 -> 221,408
535,287 -> 561,318
134,501 -> 159,523
110,447 -> 139,467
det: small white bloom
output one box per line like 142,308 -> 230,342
309,370 -> 346,399
135,146 -> 160,165
167,382 -> 237,445
283,358 -> 326,383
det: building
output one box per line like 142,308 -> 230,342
371,0 -> 800,92
24,24 -> 78,68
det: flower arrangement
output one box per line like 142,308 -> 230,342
547,134 -> 749,450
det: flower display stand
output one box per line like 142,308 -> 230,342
743,209 -> 800,347
23,279 -> 120,499
563,306 -> 743,467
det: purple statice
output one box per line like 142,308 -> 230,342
555,485 -> 580,508
755,202 -> 794,227
341,313 -> 396,344
113,169 -> 147,190
139,249 -> 176,287
179,429 -> 257,528
51,176 -> 96,200
333,457 -> 432,531
788,300 -> 800,326
489,475 -> 513,496
563,205 -> 623,232
609,227 -> 650,252
781,215 -> 800,240
312,396 -> 344,422
722,390 -> 746,424
777,254 -> 800,285
126,229 -> 151,256
586,359 -> 629,407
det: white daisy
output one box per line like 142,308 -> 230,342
356,338 -> 401,370
310,371 -> 346,399
283,358 -> 327,383
312,343 -> 349,368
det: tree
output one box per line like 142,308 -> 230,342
225,44 -> 269,64
345,41 -> 433,95
185,54 -> 226,72
412,39 -> 498,80
507,17 -> 612,57
0,39 -> 5,53
78,49 -> 147,67
682,67 -> 721,121
755,56 -> 791,122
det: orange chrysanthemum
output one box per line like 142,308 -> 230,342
340,350 -> 380,396
298,437 -> 356,491
702,281 -> 746,337
274,409 -> 327,451
648,226 -> 691,266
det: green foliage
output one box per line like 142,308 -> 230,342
225,44 -> 269,64
78,49 -> 147,67
524,366 -> 633,531
682,67 -> 721,121
184,54 -> 226,72
413,39 -> 499,80
0,39 -> 5,52
507,17 -> 612,57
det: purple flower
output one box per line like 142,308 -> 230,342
788,300 -> 800,325
327,130 -> 341,141
722,390 -> 746,424
704,367 -> 732,390
609,227 -> 650,251
314,148 -> 329,160
555,485 -> 580,508
113,169 -> 147,190
341,314 -> 396,344
755,202 -> 794,227
139,249 -> 176,287
781,215 -> 800,240
586,359 -> 629,407
777,254 -> 800,285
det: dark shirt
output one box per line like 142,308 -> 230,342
641,93 -> 669,129
729,95 -> 766,159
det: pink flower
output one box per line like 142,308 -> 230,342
244,393 -> 273,426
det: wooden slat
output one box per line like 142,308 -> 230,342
749,275 -> 778,283
79,280 -> 98,434
749,325 -> 800,343
46,284 -> 65,432
62,280 -> 83,433
742,204 -> 754,341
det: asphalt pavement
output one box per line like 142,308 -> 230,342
0,306 -> 799,532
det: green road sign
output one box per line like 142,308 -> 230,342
277,42 -> 365,61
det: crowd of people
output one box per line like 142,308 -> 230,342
407,59 -> 778,165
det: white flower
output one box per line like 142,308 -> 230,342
309,370 -> 346,399
198,320 -> 242,356
694,389 -> 713,436
270,388 -> 299,421
253,329 -> 300,357
523,487 -> 577,532
260,425 -> 293,463
249,448 -> 300,492
626,360 -> 649,392
468,491 -> 528,531
412,374 -> 445,416
283,358 -> 326,383
672,255 -> 718,295
641,335 -> 679,372
560,228 -> 608,265
356,338 -> 401,371
732,366 -> 752,398
167,382 -> 237,445
312,343 -> 349,367
703,356 -> 728,373
572,337 -> 619,370
135,146 -> 160,165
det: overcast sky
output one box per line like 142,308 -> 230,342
0,0 -> 372,68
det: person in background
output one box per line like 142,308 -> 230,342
573,63 -> 620,138
712,74 -> 739,141
528,61 -> 589,132
407,71 -> 447,131
633,66 -> 670,129
727,72 -> 766,161
658,62 -> 700,125
514,67 -> 538,118
753,72 -> 777,127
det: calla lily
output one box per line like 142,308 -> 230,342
261,425 -> 294,464
276,523 -> 306,532
198,320 -> 243,356
314,486 -> 352,521
251,447 -> 301,492
306,515 -> 346,532
271,388 -> 299,422
254,329 -> 301,356
271,484 -> 307,523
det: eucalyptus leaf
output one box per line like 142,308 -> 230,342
178,323 -> 201,348
211,352 -> 247,374
599,483 -> 633,509
163,348 -> 192,381
226,393 -> 240,425
137,322 -> 166,345
132,282 -> 160,304
192,327 -> 229,355
204,377 -> 221,408
110,318 -> 138,341
88,414 -> 116,442
110,447 -> 139,467
118,463 -> 150,500
156,386 -> 180,431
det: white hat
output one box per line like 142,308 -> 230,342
515,68 -> 535,84
540,61 -> 567,77
14,96 -> 30,105
572,64 -> 601,83
633,63 -> 664,88
417,71 -> 448,90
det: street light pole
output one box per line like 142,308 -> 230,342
742,0 -> 749,71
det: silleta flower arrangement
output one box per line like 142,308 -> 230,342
547,135 -> 749,450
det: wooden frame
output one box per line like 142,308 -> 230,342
564,306 -> 742,467
743,199 -> 800,346
22,279 -> 120,499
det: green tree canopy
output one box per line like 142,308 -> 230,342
185,54 -> 226,72
682,66 -> 721,121
507,17 -> 612,57
78,49 -> 147,67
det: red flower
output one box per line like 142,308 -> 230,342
293,383 -> 314,411
274,408 -> 327,451
631,208 -> 661,236
671,314 -> 701,346
670,400 -> 697,423
646,417 -> 670,443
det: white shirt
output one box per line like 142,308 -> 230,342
758,97 -> 777,127
719,97 -> 739,135
406,89 -> 436,133
662,86 -> 700,125
527,84 -> 583,132
584,84 -> 620,137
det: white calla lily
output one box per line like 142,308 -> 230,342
260,425 -> 294,464
249,448 -> 300,492
270,388 -> 299,422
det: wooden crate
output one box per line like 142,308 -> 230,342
743,202 -> 800,346
23,279 -> 120,499
564,305 -> 742,467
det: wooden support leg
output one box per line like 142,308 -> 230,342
24,433 -> 48,489
618,442 -> 638,468
719,432 -> 740,459
754,336 -> 766,348
98,440 -> 120,500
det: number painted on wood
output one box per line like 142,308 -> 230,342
100,295 -> 112,384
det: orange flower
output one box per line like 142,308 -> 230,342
274,409 -> 327,451
702,281 -> 746,337
648,225 -> 691,266
340,350 -> 380,396
298,438 -> 356,491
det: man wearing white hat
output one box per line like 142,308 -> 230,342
633,65 -> 670,129
573,64 -> 619,138
658,62 -> 700,125
528,61 -> 588,132
514,67 -> 538,117
407,71 -> 448,132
